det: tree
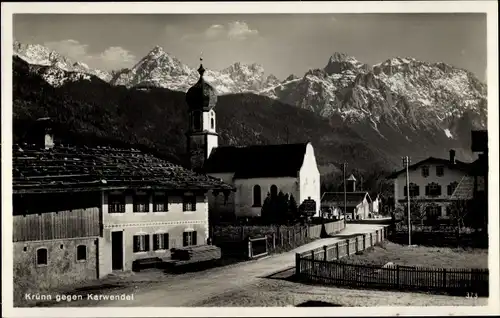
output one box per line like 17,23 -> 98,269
261,191 -> 301,225
448,199 -> 471,244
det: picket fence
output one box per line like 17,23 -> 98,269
295,226 -> 489,296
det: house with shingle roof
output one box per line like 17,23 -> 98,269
12,118 -> 234,297
184,60 -> 321,219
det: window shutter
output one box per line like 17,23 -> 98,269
145,235 -> 150,251
425,185 -> 429,196
165,195 -> 169,211
416,186 -> 420,196
153,234 -> 158,250
192,231 -> 197,245
183,232 -> 188,247
191,197 -> 196,211
183,200 -> 188,212
438,186 -> 442,195
133,236 -> 139,252
164,234 -> 169,249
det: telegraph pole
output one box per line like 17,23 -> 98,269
342,162 -> 347,224
403,156 -> 412,245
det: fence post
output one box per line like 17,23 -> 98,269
443,268 -> 447,289
248,238 -> 252,259
370,233 -> 373,246
355,236 -> 359,253
311,249 -> 315,260
272,232 -> 276,249
396,265 -> 400,288
288,230 -> 292,245
363,234 -> 366,250
323,245 -> 328,261
335,242 -> 340,260
241,226 -> 245,241
295,253 -> 301,276
346,239 -> 350,256
375,230 -> 379,243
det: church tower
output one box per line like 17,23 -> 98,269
185,57 -> 218,172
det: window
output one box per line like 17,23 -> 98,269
210,117 -> 215,130
36,248 -> 48,266
183,194 -> 196,212
436,165 -> 444,177
193,112 -> 202,130
183,231 -> 197,247
404,183 -> 420,197
421,166 -> 429,178
425,182 -> 442,197
445,205 -> 452,216
270,185 -> 278,197
447,182 -> 459,196
426,205 -> 441,220
153,192 -> 168,212
133,193 -> 150,212
153,233 -> 169,251
108,194 -> 125,213
76,245 -> 87,261
133,234 -> 150,253
253,185 -> 262,207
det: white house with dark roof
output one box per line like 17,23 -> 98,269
184,60 -> 321,219
387,149 -> 472,221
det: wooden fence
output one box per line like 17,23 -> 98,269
295,226 -> 488,296
213,220 -> 345,259
297,260 -> 489,296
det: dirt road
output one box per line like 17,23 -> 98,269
47,224 -> 453,307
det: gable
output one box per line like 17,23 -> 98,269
204,143 -> 308,179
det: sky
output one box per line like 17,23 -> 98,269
13,13 -> 487,82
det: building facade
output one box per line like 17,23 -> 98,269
388,150 -> 471,222
184,60 -> 321,220
13,126 -> 233,302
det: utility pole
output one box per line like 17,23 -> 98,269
403,156 -> 412,245
342,162 -> 347,224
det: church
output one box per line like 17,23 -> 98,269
185,59 -> 321,220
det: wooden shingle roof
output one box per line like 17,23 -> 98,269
13,144 -> 235,194
203,143 -> 309,179
387,157 -> 471,179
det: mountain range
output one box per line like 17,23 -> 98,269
12,41 -> 488,181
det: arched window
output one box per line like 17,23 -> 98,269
193,112 -> 202,131
270,185 -> 278,197
211,117 -> 215,129
253,185 -> 261,207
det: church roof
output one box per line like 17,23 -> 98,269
186,61 -> 217,111
204,143 -> 309,179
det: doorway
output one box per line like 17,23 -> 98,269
111,231 -> 123,270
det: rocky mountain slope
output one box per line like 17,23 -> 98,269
12,41 -> 487,171
13,41 -> 112,83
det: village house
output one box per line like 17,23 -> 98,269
388,149 -> 472,222
320,174 -> 372,220
185,60 -> 321,220
12,118 -> 233,296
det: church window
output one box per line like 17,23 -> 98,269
211,117 -> 215,129
270,185 -> 278,197
253,185 -> 262,207
193,112 -> 202,131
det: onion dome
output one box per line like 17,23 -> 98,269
186,57 -> 217,111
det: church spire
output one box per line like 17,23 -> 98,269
197,53 -> 205,77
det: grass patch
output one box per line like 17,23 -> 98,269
338,241 -> 488,269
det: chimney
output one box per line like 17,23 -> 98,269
34,118 -> 55,150
449,149 -> 456,164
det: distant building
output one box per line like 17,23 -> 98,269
387,149 -> 472,222
184,59 -> 321,219
13,119 -> 233,297
321,175 -> 372,220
